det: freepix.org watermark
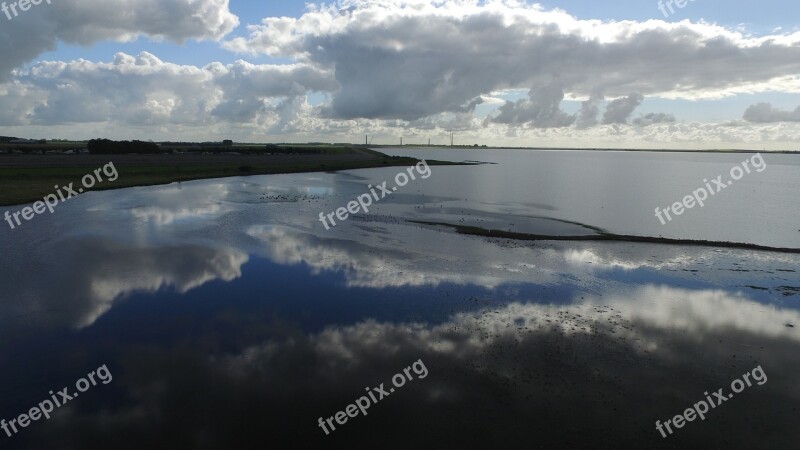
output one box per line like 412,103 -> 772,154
4,161 -> 118,230
317,359 -> 429,435
1,364 -> 112,439
654,153 -> 766,225
655,365 -> 767,439
318,160 -> 432,230
657,0 -> 696,18
2,0 -> 51,21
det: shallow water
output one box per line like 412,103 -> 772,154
0,150 -> 798,448
384,148 -> 800,248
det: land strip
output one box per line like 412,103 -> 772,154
0,147 -> 459,206
413,221 -> 800,254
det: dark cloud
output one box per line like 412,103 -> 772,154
632,112 -> 677,126
490,84 -> 576,127
576,95 -> 603,129
743,102 -> 800,123
602,93 -> 644,124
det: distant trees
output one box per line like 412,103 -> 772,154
264,144 -> 324,154
87,139 -> 162,154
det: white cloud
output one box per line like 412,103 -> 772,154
3,0 -> 800,147
0,52 -> 336,128
225,285 -> 800,373
246,225 -> 511,289
0,0 -> 238,79
226,0 -> 800,121
2,240 -> 249,329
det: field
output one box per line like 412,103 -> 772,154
0,146 -> 440,206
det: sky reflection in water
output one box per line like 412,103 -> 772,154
0,157 -> 798,448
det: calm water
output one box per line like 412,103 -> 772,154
382,148 -> 800,248
0,149 -> 798,449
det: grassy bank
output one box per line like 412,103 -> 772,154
0,146 -> 457,206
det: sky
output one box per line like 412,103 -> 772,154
1,0 -> 800,149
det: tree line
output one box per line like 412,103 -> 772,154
87,139 -> 162,154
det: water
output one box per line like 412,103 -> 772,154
0,149 -> 798,448
382,148 -> 800,248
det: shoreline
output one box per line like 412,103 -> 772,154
370,145 -> 800,154
0,150 -> 465,207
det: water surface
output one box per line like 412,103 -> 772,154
0,149 -> 798,448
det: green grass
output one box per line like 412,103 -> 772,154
0,156 -> 449,206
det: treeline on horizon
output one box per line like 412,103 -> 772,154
0,137 -> 349,154
90,139 -> 340,155
88,139 -> 162,154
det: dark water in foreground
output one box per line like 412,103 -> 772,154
0,149 -> 798,449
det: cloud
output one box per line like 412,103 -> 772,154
407,111 -> 482,131
0,0 -> 238,80
226,0 -> 800,121
632,112 -> 677,126
4,1 -> 800,147
0,239 -> 248,329
246,226 -> 512,289
211,60 -> 338,123
490,84 -> 576,128
602,93 -> 644,124
576,95 -> 602,129
743,102 -> 800,123
0,52 -> 335,127
23,285 -> 800,448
